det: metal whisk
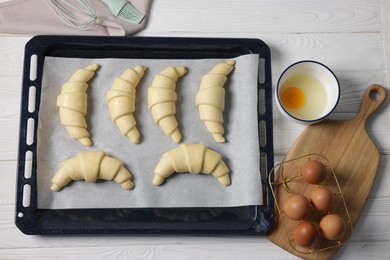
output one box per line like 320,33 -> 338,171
44,0 -> 97,30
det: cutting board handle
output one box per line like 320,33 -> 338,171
356,84 -> 387,122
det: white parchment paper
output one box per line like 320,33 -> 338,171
37,54 -> 263,209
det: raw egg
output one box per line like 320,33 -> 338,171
301,160 -> 326,184
320,214 -> 346,240
293,221 -> 318,248
310,187 -> 333,212
283,194 -> 312,220
281,87 -> 305,109
279,73 -> 328,120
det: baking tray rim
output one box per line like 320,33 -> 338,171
15,35 -> 274,235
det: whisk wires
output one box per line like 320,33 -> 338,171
44,0 -> 97,30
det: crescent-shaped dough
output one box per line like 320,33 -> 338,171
106,65 -> 147,144
153,144 -> 230,186
148,66 -> 187,143
195,60 -> 235,142
56,64 -> 99,146
51,151 -> 134,191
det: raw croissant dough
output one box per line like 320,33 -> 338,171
195,60 -> 235,142
148,66 -> 187,143
51,151 -> 134,191
106,65 -> 147,144
153,144 -> 231,186
56,64 -> 99,146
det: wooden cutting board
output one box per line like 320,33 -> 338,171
267,84 -> 387,259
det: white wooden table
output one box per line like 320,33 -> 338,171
1,0 -> 390,259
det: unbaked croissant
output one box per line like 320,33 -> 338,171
153,144 -> 231,186
50,151 -> 134,191
148,66 -> 187,143
195,60 -> 235,142
56,64 -> 99,146
106,65 -> 147,144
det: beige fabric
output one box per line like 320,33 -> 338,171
0,0 -> 151,35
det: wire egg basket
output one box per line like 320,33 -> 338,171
268,153 -> 353,254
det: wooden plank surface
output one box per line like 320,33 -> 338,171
267,84 -> 387,259
1,0 -> 390,259
141,0 -> 382,35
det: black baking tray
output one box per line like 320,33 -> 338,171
15,36 -> 274,235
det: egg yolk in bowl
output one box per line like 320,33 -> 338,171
281,87 -> 305,109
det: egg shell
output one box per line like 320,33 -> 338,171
293,221 -> 318,248
320,214 -> 346,240
283,194 -> 312,220
301,160 -> 326,184
310,187 -> 333,212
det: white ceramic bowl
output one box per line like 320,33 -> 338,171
275,60 -> 340,123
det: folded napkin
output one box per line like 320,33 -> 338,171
0,0 -> 151,36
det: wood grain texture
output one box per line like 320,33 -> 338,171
273,111 -> 390,155
0,37 -> 25,77
0,77 -> 21,119
0,243 -> 389,260
0,162 -> 16,206
142,0 -> 381,35
267,85 -> 387,259
1,0 -> 390,259
0,119 -> 19,161
381,0 -> 390,86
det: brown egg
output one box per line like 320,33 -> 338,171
283,194 -> 312,220
320,214 -> 346,240
310,187 -> 333,212
293,221 -> 318,248
301,160 -> 326,184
